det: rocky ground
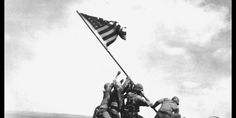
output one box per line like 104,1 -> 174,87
5,111 -> 91,118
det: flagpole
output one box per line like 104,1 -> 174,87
76,10 -> 129,77
77,11 -> 158,113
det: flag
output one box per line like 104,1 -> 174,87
79,13 -> 126,47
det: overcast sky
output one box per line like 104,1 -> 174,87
5,0 -> 231,118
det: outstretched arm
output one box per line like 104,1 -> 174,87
135,95 -> 152,107
112,79 -> 123,110
152,98 -> 165,108
121,76 -> 134,93
100,83 -> 114,107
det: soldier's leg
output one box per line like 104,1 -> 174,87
96,108 -> 111,118
171,113 -> 181,118
137,114 -> 144,118
130,113 -> 143,118
155,111 -> 171,118
120,110 -> 130,118
154,114 -> 158,118
92,106 -> 100,118
101,111 -> 112,118
109,108 -> 121,118
154,111 -> 163,118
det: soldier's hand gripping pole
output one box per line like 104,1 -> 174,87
127,76 -> 158,114
140,91 -> 158,113
115,71 -> 121,79
115,71 -> 124,84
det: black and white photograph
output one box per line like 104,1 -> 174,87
5,0 -> 231,118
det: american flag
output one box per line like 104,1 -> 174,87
79,13 -> 126,47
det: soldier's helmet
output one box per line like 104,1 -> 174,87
172,96 -> 179,105
133,83 -> 144,92
104,82 -> 110,90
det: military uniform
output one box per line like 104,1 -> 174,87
93,83 -> 114,118
120,77 -> 134,94
122,83 -> 152,118
116,77 -> 134,117
107,80 -> 122,118
107,77 -> 134,118
152,97 -> 181,118
94,78 -> 127,118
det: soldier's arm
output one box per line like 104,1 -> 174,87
139,92 -> 153,107
136,95 -> 152,107
107,82 -> 114,91
100,83 -> 114,106
104,83 -> 114,100
113,79 -> 121,90
112,79 -> 123,110
117,89 -> 123,110
121,76 -> 134,93
152,98 -> 165,108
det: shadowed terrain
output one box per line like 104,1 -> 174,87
5,111 -> 91,118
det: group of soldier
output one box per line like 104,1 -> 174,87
93,72 -> 181,118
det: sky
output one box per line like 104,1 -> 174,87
5,0 -> 231,118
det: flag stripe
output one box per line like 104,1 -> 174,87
80,13 -> 126,47
98,24 -> 116,35
97,25 -> 110,32
106,35 -> 117,43
100,28 -> 117,38
102,30 -> 118,41
105,35 -> 117,46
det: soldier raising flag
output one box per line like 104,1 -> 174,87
92,71 -> 133,118
121,83 -> 153,118
77,11 -> 179,118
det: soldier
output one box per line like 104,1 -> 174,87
107,79 -> 123,118
151,96 -> 181,118
93,82 -> 114,118
93,71 -> 125,118
122,83 -> 152,118
120,76 -> 134,95
108,75 -> 135,118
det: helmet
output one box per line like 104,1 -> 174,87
104,82 -> 110,90
133,83 -> 143,92
172,96 -> 179,105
